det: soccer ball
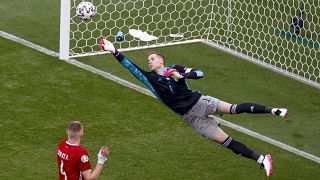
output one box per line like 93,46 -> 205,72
76,2 -> 96,20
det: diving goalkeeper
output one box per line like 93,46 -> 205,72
100,38 -> 288,177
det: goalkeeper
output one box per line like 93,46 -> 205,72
100,38 -> 288,177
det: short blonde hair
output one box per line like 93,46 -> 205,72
148,51 -> 166,64
67,121 -> 83,138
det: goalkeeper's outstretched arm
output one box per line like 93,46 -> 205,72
100,38 -> 158,96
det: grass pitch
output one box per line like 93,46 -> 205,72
0,0 -> 319,179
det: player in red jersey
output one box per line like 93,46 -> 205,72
57,121 -> 110,180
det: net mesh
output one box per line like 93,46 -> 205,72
68,0 -> 320,84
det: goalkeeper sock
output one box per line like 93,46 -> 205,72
230,103 -> 272,114
222,136 -> 260,161
257,155 -> 264,164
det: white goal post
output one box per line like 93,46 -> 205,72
60,0 -> 320,89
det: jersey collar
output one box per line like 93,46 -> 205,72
66,140 -> 80,146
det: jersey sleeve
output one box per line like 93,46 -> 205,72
112,49 -> 147,74
112,49 -> 158,96
79,149 -> 92,172
169,64 -> 204,79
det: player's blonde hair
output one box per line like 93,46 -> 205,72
148,51 -> 166,65
67,121 -> 83,139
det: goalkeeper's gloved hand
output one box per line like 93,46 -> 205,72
100,38 -> 116,53
164,69 -> 184,81
97,145 -> 110,165
163,69 -> 177,77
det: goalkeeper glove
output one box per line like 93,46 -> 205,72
163,69 -> 177,77
100,38 -> 116,53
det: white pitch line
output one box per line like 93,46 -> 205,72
1,30 -> 319,164
65,58 -> 156,98
0,31 -> 155,98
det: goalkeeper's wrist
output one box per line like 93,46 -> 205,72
112,49 -> 119,57
112,49 -> 125,62
180,73 -> 188,79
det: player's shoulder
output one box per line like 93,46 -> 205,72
74,145 -> 89,155
77,146 -> 90,163
67,145 -> 89,162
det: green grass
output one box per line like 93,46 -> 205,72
0,0 -> 320,179
0,0 -> 60,51
1,36 -> 320,179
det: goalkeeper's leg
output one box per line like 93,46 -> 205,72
218,101 -> 288,118
213,130 -> 273,177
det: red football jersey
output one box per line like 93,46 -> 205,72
57,140 -> 92,180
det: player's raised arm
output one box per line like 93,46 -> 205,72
99,38 -> 157,94
82,146 -> 110,180
100,38 -> 147,73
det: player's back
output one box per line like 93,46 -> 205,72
57,140 -> 91,180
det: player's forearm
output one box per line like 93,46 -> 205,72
112,49 -> 125,62
111,49 -> 154,93
112,49 -> 145,77
181,69 -> 204,79
170,65 -> 204,79
85,163 -> 105,180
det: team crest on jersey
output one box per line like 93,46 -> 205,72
81,155 -> 89,163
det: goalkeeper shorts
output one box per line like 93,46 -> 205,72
182,95 -> 223,140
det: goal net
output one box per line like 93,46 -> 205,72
60,0 -> 320,88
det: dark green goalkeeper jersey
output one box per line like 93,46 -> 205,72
112,50 -> 204,116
